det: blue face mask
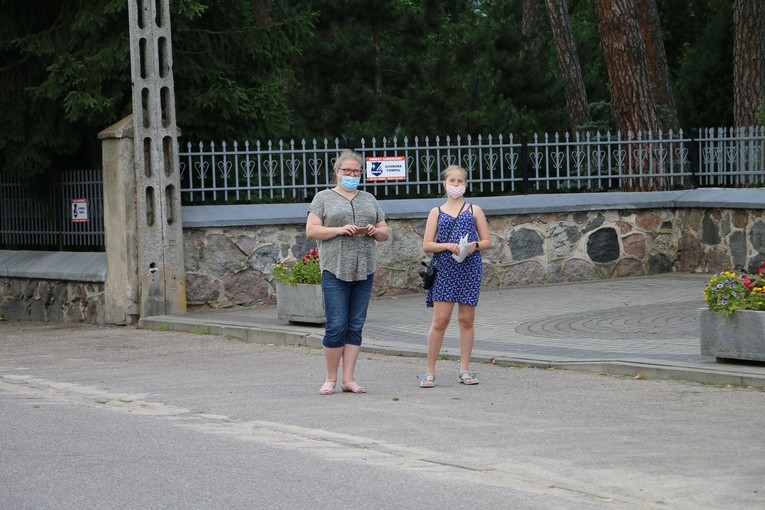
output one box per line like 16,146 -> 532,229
340,176 -> 360,191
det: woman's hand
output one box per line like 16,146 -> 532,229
339,224 -> 362,236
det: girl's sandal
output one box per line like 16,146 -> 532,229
420,373 -> 435,388
319,380 -> 336,395
458,371 -> 479,385
341,381 -> 367,393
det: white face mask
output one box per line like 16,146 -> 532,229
446,185 -> 466,198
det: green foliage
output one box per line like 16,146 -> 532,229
287,0 -> 566,138
757,101 -> 765,126
172,1 -> 314,140
0,0 -> 749,184
673,2 -> 734,127
578,101 -> 615,132
0,0 -> 313,180
570,0 -> 609,110
273,248 -> 321,285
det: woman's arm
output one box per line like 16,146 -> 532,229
369,219 -> 390,242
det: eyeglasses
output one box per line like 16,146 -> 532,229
339,168 -> 361,176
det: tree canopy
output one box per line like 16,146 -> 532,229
0,0 -> 755,180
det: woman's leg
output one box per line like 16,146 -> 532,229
323,347 -> 343,383
457,303 -> 476,372
425,301 -> 455,374
342,274 -> 374,385
341,344 -> 361,386
321,271 -> 350,385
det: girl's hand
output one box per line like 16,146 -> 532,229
468,242 -> 478,255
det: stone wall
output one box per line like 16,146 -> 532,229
182,206 -> 765,309
2,191 -> 762,320
678,208 -> 765,274
0,278 -> 104,323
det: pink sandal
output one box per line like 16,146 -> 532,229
341,381 -> 366,393
319,380 -> 336,395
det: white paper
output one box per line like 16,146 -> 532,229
452,234 -> 471,262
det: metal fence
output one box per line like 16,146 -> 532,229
178,126 -> 765,204
2,126 -> 763,251
0,169 -> 104,251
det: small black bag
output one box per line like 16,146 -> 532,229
419,202 -> 467,291
419,261 -> 437,290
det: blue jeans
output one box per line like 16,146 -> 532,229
321,270 -> 374,348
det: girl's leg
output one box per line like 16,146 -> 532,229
425,301 -> 456,374
457,303 -> 476,372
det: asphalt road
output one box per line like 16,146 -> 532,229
1,321 -> 763,510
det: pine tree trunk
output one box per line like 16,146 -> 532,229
592,0 -> 662,190
545,0 -> 591,132
635,0 -> 679,131
523,0 -> 545,35
523,0 -> 548,66
733,0 -> 765,127
250,0 -> 270,27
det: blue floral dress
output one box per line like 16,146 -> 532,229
426,205 -> 482,307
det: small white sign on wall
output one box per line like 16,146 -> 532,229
71,198 -> 89,223
365,156 -> 406,182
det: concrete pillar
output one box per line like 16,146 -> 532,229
99,116 -> 140,325
126,0 -> 186,317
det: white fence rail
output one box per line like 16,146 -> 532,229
178,126 -> 765,204
2,127 -> 763,250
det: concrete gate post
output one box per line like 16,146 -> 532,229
99,116 -> 140,325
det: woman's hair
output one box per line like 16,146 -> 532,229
442,165 -> 468,182
333,149 -> 364,174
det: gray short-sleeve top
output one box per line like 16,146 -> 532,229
309,189 -> 385,282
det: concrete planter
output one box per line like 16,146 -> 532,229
276,282 -> 325,324
699,308 -> 765,362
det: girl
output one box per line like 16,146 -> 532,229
420,165 -> 492,388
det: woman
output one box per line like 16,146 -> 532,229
420,165 -> 492,388
306,149 -> 390,395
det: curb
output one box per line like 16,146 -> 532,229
139,316 -> 765,389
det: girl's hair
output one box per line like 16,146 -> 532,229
442,165 -> 468,181
333,149 -> 364,174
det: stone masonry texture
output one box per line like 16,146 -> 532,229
183,207 -> 765,310
3,206 -> 762,319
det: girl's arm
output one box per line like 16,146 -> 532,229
423,207 -> 459,255
472,205 -> 493,252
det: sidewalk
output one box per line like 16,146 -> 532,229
140,273 -> 765,388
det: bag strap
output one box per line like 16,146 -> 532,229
443,202 -> 466,242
